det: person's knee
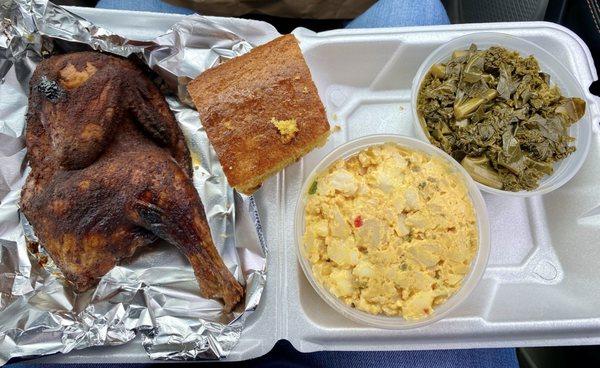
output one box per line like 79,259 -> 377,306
347,0 -> 450,29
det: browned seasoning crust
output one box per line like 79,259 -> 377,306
187,34 -> 330,194
21,52 -> 243,311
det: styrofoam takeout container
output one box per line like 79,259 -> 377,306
26,8 -> 600,364
294,134 -> 490,329
410,32 -> 592,197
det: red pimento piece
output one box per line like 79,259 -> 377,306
354,215 -> 363,228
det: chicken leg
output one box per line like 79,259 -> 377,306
21,52 -> 243,311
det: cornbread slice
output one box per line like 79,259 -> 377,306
187,34 -> 330,195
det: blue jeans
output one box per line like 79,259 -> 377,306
96,0 -> 450,27
89,1 -> 516,367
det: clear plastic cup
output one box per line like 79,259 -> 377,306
294,134 -> 490,329
411,32 -> 592,197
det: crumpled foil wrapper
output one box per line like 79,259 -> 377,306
0,0 -> 280,364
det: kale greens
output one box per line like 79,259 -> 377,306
417,44 -> 586,191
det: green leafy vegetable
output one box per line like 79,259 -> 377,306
308,180 -> 318,194
460,156 -> 503,189
417,44 -> 586,191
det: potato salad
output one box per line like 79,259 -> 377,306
302,143 -> 478,320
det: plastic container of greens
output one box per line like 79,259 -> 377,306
410,32 -> 592,197
294,134 -> 491,329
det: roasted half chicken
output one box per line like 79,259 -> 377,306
21,52 -> 243,311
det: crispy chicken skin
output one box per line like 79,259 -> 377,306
21,52 -> 243,311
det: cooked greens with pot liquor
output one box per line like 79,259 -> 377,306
417,44 -> 586,191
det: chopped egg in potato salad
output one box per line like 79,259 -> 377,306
302,143 -> 478,320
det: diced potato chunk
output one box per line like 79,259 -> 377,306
394,213 -> 410,237
330,269 -> 354,297
330,211 -> 350,238
326,238 -> 359,266
404,291 -> 435,319
408,246 -> 440,267
328,169 -> 358,196
404,187 -> 421,210
355,218 -> 383,249
353,260 -> 375,278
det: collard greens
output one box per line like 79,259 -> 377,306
417,44 -> 586,191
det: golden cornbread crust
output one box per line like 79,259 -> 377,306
187,34 -> 330,195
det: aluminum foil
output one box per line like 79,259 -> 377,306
0,0 -> 279,364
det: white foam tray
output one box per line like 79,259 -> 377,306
26,7 -> 600,364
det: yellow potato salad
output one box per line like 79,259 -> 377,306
303,143 -> 478,320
